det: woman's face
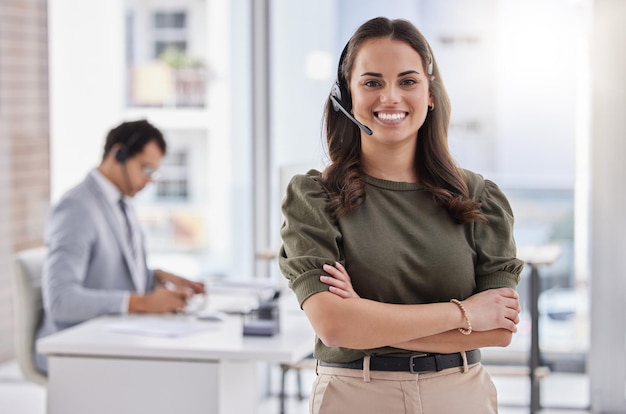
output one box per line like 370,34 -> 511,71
349,37 -> 432,147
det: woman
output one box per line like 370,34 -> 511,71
279,17 -> 523,413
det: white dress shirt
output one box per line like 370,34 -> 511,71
90,169 -> 148,309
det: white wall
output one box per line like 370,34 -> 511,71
492,0 -> 580,189
270,0 -> 336,172
269,0 -> 336,259
49,0 -> 127,202
588,0 -> 626,411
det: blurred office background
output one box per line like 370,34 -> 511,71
1,0 -> 625,412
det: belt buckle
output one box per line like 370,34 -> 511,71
408,353 -> 428,374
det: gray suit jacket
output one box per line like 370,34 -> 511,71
35,171 -> 154,372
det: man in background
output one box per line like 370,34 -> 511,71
35,119 -> 205,373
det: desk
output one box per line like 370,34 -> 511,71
37,300 -> 314,414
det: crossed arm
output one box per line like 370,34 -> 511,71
302,263 -> 521,353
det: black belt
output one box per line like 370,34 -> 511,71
319,349 -> 481,374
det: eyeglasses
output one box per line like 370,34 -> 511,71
141,166 -> 160,180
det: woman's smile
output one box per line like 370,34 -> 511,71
375,111 -> 407,123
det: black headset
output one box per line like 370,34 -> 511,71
329,43 -> 373,135
330,42 -> 353,113
114,132 -> 142,164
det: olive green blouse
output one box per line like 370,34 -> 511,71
279,169 -> 524,363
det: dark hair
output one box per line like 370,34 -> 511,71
322,17 -> 485,223
102,119 -> 167,161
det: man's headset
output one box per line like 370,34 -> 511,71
114,132 -> 142,164
115,131 -> 143,195
329,41 -> 433,136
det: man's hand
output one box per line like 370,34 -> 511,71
155,269 -> 205,295
128,270 -> 206,313
129,286 -> 190,313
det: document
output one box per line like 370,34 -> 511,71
105,317 -> 214,337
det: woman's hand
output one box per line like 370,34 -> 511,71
461,288 -> 521,333
321,262 -> 520,334
320,262 -> 360,298
320,262 -> 520,335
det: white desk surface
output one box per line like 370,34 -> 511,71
37,295 -> 315,364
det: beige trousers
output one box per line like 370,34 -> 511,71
311,356 -> 498,414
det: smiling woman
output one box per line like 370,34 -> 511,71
279,16 -> 523,414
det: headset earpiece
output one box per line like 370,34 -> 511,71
331,42 -> 352,112
330,83 -> 345,112
115,147 -> 129,163
114,132 -> 141,164
331,79 -> 351,113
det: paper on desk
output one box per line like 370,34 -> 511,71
105,317 -> 213,337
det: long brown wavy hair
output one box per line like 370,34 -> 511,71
322,17 -> 485,224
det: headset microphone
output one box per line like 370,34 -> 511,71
330,83 -> 373,136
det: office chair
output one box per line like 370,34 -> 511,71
12,246 -> 48,386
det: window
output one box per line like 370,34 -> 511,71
153,11 -> 187,58
156,150 -> 189,200
126,3 -> 207,108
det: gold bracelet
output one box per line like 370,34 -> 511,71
450,299 -> 472,335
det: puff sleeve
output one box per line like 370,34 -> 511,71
469,174 -> 524,292
278,170 -> 342,306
